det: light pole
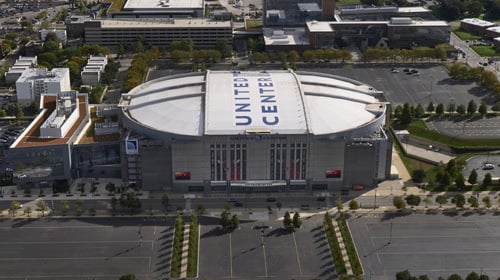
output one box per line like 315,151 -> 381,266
388,221 -> 393,244
373,190 -> 377,209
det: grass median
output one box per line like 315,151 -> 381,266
323,213 -> 347,275
338,213 -> 363,277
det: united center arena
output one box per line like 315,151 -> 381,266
119,69 -> 392,192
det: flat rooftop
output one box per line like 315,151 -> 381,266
461,18 -> 496,27
13,95 -> 88,148
123,0 -> 203,10
97,18 -> 232,29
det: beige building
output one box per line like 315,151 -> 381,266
83,18 -> 233,49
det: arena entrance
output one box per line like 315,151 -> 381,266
228,180 -> 305,193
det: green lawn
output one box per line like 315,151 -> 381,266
105,0 -> 125,13
336,0 -> 362,6
405,119 -> 500,152
471,46 -> 500,57
451,26 -> 481,41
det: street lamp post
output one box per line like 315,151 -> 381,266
388,221 -> 393,244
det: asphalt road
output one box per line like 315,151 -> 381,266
0,195 -> 334,217
349,212 -> 500,279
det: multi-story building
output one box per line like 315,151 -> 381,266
4,56 -> 37,84
6,92 -> 90,183
460,18 -> 496,36
5,92 -> 122,186
66,15 -> 92,39
81,55 -> 108,87
338,6 -> 435,21
15,68 -> 71,105
39,29 -> 68,45
486,26 -> 500,39
83,18 -> 233,48
264,0 -> 335,27
305,18 -> 449,49
109,0 -> 204,18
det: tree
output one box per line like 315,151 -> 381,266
74,199 -> 84,216
468,196 -> 479,208
466,272 -> 480,280
161,193 -> 169,212
119,274 -> 137,280
110,197 -> 118,214
400,103 -> 413,125
435,103 -> 444,115
414,104 -> 425,118
483,173 -> 492,186
478,102 -> 487,117
453,194 -> 466,208
119,193 -> 142,214
132,40 -> 144,53
455,173 -> 466,190
60,200 -> 70,215
467,100 -> 477,115
247,37 -> 255,51
448,274 -> 463,280
36,199 -> 49,216
335,198 -> 343,211
195,204 -> 206,215
482,196 -> 491,208
118,42 -> 126,58
405,194 -> 421,207
24,206 -> 32,217
456,104 -> 466,115
9,201 -> 21,217
447,102 -> 456,113
435,195 -> 447,207
283,211 -> 292,228
220,210 -> 230,230
230,214 -> 239,230
393,196 -> 406,210
411,169 -> 426,183
396,270 -> 412,280
215,39 -> 230,58
468,169 -> 478,185
422,197 -> 432,208
349,200 -> 359,210
426,101 -> 435,112
292,212 -> 302,228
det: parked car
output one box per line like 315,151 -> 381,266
483,163 -> 495,170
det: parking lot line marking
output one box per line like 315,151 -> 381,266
291,231 -> 302,276
0,240 -> 152,244
261,236 -> 268,278
0,256 -> 149,261
229,232 -> 233,278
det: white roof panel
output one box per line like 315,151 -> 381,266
205,71 -> 307,135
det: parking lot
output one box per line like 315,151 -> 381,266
349,212 -> 500,279
0,217 -> 172,280
463,155 -> 500,181
199,215 -> 336,280
318,65 -> 486,108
